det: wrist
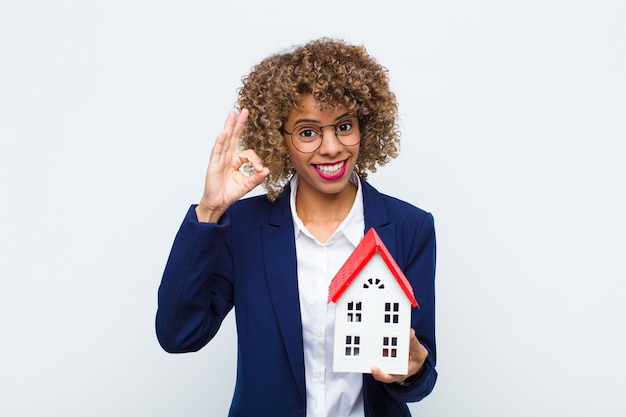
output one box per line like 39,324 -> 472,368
397,364 -> 425,387
195,204 -> 224,223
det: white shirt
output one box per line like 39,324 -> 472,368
290,173 -> 365,417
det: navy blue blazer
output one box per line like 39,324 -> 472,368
156,179 -> 437,416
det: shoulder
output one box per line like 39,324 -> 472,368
227,188 -> 290,225
361,179 -> 434,226
228,194 -> 272,218
361,180 -> 436,272
382,192 -> 431,218
231,193 -> 273,210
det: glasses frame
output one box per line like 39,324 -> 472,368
282,116 -> 361,154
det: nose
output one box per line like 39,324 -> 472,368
318,127 -> 342,156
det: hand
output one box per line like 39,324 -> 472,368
371,329 -> 428,385
196,109 -> 270,223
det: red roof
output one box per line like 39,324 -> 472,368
327,227 -> 418,307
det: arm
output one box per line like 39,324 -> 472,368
156,109 -> 269,352
155,206 -> 234,353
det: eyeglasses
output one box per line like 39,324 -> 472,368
282,116 -> 361,153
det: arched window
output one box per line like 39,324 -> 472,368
362,277 -> 385,289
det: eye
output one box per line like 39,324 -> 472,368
336,120 -> 354,134
296,126 -> 321,141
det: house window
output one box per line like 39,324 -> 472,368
345,335 -> 361,356
384,302 -> 400,324
382,336 -> 398,358
363,277 -> 385,289
347,301 -> 362,322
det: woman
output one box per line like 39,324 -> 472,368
156,38 -> 437,417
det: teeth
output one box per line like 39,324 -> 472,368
316,161 -> 345,174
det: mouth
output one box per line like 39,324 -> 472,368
315,160 -> 345,175
313,159 -> 348,180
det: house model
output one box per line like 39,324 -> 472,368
328,227 -> 418,375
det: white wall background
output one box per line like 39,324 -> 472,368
1,1 -> 625,416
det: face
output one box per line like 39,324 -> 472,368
283,95 -> 361,197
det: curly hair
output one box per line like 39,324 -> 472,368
237,37 -> 400,201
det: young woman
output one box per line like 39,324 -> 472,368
156,38 -> 437,417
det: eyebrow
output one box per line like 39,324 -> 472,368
291,112 -> 354,126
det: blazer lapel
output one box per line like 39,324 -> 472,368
362,179 -> 398,259
261,187 -> 306,404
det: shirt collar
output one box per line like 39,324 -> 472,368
289,172 -> 364,247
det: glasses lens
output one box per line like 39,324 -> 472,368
293,125 -> 322,152
335,118 -> 360,146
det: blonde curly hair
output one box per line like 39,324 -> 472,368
237,37 -> 400,201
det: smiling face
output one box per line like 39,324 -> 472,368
283,95 -> 361,198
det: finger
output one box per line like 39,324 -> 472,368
232,109 -> 249,139
370,366 -> 399,384
218,110 -> 238,159
406,331 -> 428,378
372,366 -> 395,384
408,329 -> 419,349
228,108 -> 249,154
370,366 -> 387,382
236,149 -> 270,188
408,332 -> 427,359
236,149 -> 265,171
243,165 -> 270,190
209,130 -> 228,166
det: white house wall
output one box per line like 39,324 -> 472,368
332,254 -> 412,375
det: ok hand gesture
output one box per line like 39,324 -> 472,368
196,109 -> 270,223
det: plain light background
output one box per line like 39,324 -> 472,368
1,1 -> 625,416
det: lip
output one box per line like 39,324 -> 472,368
312,159 -> 349,181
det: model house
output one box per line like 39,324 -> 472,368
328,227 -> 418,375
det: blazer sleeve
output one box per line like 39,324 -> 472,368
155,205 -> 235,353
384,210 -> 438,403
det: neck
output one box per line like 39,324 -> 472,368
295,178 -> 357,242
